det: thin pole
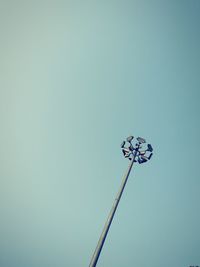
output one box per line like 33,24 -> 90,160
89,151 -> 137,267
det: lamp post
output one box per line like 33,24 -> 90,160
89,136 -> 153,267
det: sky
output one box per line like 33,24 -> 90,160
0,1 -> 200,267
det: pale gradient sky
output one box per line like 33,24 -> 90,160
0,1 -> 200,267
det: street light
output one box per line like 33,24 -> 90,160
89,135 -> 153,267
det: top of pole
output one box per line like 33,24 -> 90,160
121,135 -> 153,164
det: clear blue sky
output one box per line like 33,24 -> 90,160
1,1 -> 200,267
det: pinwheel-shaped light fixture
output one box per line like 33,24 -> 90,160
121,135 -> 153,163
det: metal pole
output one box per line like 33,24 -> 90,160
89,150 -> 137,267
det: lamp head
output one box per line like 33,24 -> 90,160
126,136 -> 134,142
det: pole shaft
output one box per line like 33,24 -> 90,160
89,154 -> 136,267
